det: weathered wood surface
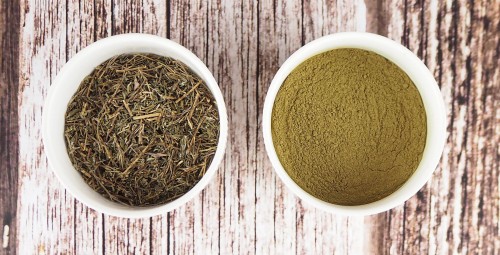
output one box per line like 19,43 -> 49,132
0,0 -> 20,254
0,0 -> 497,254
366,0 -> 500,254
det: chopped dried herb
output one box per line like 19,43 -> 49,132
65,53 -> 219,206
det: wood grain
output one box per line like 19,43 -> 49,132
5,0 -> 499,254
17,0 -> 72,254
0,0 -> 20,254
66,1 -> 107,254
366,0 -> 500,254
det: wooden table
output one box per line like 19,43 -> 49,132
1,0 -> 498,254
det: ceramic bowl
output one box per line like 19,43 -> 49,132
262,32 -> 446,216
43,33 -> 228,218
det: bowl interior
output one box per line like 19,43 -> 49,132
43,34 -> 228,218
263,32 -> 446,216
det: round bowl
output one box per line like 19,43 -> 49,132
43,33 -> 228,218
262,32 -> 446,216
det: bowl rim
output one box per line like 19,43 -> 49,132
42,33 -> 228,218
262,32 -> 447,216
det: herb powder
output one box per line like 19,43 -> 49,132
271,48 -> 427,205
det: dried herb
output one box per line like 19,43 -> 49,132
65,53 -> 219,206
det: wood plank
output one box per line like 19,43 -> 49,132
366,0 -> 500,253
167,1 -> 211,254
65,1 -> 111,254
236,2 -> 259,253
103,1 -> 166,254
17,0 -> 72,254
206,1 -> 259,254
0,0 -> 20,254
446,1 -> 500,253
254,0 -> 277,252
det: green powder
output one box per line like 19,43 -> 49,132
271,48 -> 427,205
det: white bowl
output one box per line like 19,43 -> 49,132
262,32 -> 446,216
43,34 -> 228,218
